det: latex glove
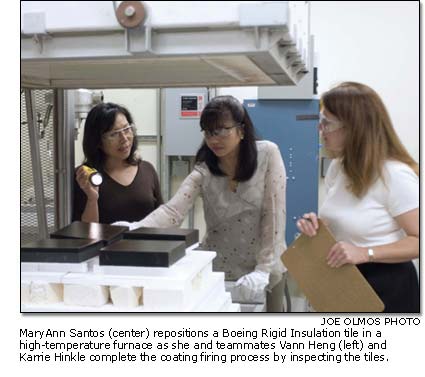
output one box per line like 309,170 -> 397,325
112,221 -> 141,231
235,270 -> 269,303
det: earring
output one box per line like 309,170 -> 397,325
241,136 -> 244,140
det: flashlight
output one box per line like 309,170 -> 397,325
82,165 -> 103,186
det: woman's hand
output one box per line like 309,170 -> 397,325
327,242 -> 368,268
76,165 -> 99,202
296,212 -> 319,236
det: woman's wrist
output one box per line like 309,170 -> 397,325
367,248 -> 375,263
86,195 -> 99,204
360,247 -> 373,263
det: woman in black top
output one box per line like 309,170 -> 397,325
73,102 -> 163,224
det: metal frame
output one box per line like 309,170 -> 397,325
23,89 -> 48,239
54,89 -> 75,228
21,2 -> 310,88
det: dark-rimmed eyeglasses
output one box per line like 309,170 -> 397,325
202,125 -> 240,138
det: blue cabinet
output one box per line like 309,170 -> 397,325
244,99 -> 320,246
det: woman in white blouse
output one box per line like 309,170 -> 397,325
117,95 -> 287,312
297,82 -> 419,312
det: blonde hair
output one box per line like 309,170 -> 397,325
321,82 -> 418,197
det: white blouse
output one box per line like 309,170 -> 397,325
320,159 -> 419,247
138,140 -> 287,287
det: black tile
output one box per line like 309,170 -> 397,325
123,227 -> 199,247
50,221 -> 129,245
100,239 -> 186,267
21,238 -> 104,263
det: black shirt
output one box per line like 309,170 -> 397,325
73,160 -> 163,224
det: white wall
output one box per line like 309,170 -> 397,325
311,1 -> 419,161
310,1 -> 419,205
216,86 -> 258,102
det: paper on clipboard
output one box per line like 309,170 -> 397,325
282,219 -> 385,312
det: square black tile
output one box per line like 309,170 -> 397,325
124,227 -> 199,247
100,239 -> 186,267
50,221 -> 128,245
21,238 -> 104,263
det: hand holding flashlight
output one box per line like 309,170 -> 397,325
75,165 -> 101,202
81,165 -> 103,186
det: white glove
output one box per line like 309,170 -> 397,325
235,270 -> 269,303
111,221 -> 140,231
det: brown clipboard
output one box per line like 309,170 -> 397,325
282,219 -> 385,312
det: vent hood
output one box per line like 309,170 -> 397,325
21,1 -> 311,89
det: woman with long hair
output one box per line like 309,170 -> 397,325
116,95 -> 288,312
73,102 -> 163,224
297,82 -> 419,312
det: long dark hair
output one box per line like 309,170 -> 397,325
195,95 -> 258,181
82,102 -> 139,171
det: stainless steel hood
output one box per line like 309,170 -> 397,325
21,1 -> 311,89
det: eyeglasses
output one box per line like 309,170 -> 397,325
103,125 -> 135,142
202,125 -> 240,138
318,113 -> 344,133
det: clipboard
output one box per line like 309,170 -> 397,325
282,219 -> 385,312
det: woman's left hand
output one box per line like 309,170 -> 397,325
327,242 -> 368,268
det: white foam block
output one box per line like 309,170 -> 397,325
110,286 -> 143,308
191,264 -> 211,291
93,250 -> 215,286
21,263 -> 39,272
22,271 -> 66,284
218,294 -> 234,312
64,284 -> 109,307
30,281 -> 63,304
192,276 -> 227,312
37,257 -> 99,273
21,273 -> 228,312
21,283 -> 31,304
